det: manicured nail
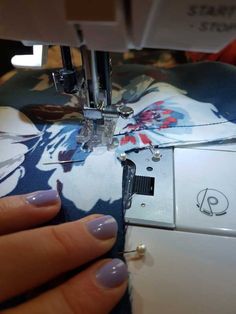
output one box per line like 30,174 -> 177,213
96,259 -> 128,288
26,190 -> 59,206
86,215 -> 118,240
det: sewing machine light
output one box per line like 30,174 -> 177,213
11,45 -> 48,69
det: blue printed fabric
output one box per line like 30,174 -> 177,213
0,61 -> 236,313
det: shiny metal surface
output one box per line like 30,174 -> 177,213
124,148 -> 175,228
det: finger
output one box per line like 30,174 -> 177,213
0,190 -> 61,235
3,259 -> 128,314
0,214 -> 118,301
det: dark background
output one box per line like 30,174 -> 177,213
0,39 -> 32,76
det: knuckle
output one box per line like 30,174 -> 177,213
49,226 -> 75,258
0,198 -> 9,214
58,285 -> 85,314
0,195 -> 25,213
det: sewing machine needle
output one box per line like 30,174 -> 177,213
43,159 -> 84,165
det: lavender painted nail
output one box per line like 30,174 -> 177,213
26,190 -> 59,206
86,215 -> 118,240
96,259 -> 128,288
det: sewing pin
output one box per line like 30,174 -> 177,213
122,243 -> 147,257
118,152 -> 127,161
149,144 -> 161,161
43,159 -> 84,165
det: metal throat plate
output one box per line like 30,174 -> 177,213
124,148 -> 175,228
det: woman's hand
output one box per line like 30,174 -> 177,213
0,190 -> 128,314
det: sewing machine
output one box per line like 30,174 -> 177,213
1,0 -> 236,313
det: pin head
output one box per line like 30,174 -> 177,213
121,243 -> 147,259
119,152 -> 127,161
136,243 -> 146,257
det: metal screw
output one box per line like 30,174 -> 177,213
118,106 -> 134,118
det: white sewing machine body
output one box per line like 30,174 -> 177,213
126,221 -> 236,314
124,145 -> 236,313
1,0 -> 235,53
1,0 -> 236,313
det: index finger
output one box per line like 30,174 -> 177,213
0,190 -> 61,235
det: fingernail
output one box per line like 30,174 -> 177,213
26,190 -> 59,206
86,215 -> 118,240
96,259 -> 128,288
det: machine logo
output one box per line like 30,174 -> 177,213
196,188 -> 229,216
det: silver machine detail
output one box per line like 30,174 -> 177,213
122,148 -> 175,228
52,45 -> 133,151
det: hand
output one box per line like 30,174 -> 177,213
0,190 -> 128,314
